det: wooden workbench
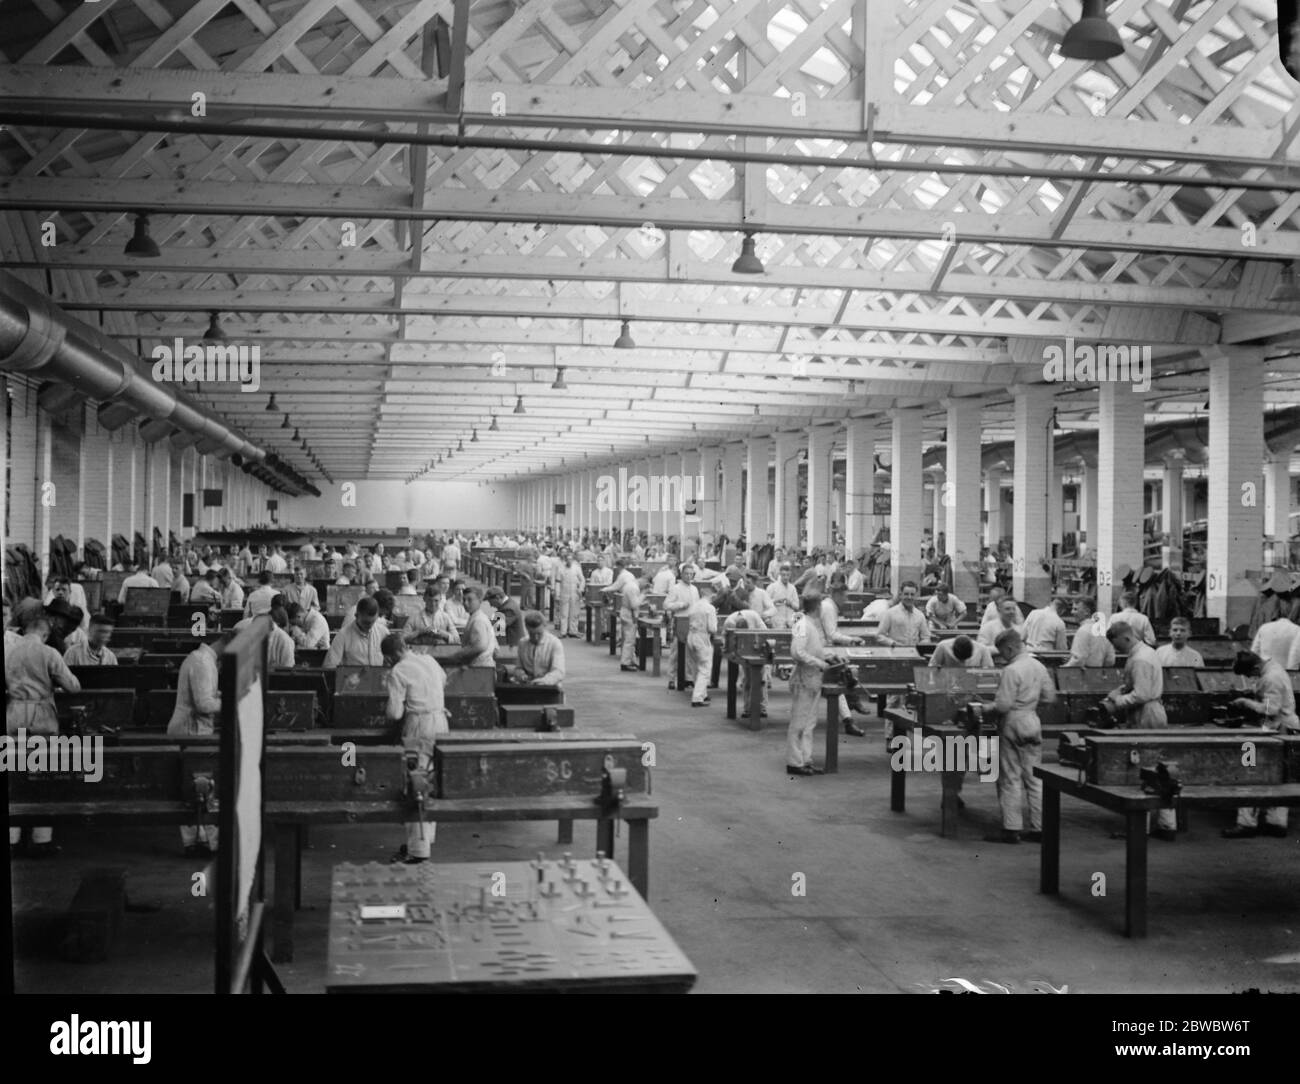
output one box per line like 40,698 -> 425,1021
1035,764 -> 1300,937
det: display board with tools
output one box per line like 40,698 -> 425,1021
324,859 -> 696,994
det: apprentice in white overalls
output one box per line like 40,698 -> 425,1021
382,634 -> 448,864
686,580 -> 719,707
986,628 -> 1056,844
7,614 -> 82,855
786,591 -> 842,776
1223,650 -> 1298,839
553,552 -> 587,638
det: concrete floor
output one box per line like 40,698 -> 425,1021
11,634 -> 1300,994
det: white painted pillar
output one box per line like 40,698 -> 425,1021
772,432 -> 801,552
1011,384 -> 1054,605
745,435 -> 772,554
983,466 -> 1003,549
1096,381 -> 1147,615
889,407 -> 925,593
1206,347 -> 1264,628
698,446 -> 721,540
1162,452 -> 1185,537
1079,459 -> 1097,548
1263,453 -> 1291,542
720,443 -> 744,540
945,398 -> 983,602
844,418 -> 876,558
680,450 -> 700,543
806,425 -> 835,551
929,470 -> 944,551
36,412 -> 53,580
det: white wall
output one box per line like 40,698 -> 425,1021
278,480 -> 518,532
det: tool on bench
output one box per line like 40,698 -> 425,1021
62,702 -> 122,739
1086,698 -> 1122,729
1210,703 -> 1257,729
191,772 -> 218,833
823,660 -> 873,715
596,760 -> 627,816
1139,760 -> 1182,801
957,700 -> 997,736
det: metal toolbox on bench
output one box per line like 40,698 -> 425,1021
433,735 -> 646,799
55,689 -> 136,734
445,695 -> 497,729
7,745 -> 185,802
444,666 -> 496,696
331,665 -> 390,728
265,690 -> 319,731
141,688 -> 178,729
259,745 -> 407,802
1284,734 -> 1300,782
1078,732 -> 1284,787
1054,666 -> 1125,726
907,667 -> 1002,724
1161,667 -> 1213,727
497,703 -> 575,729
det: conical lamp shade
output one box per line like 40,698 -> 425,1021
1060,0 -> 1123,60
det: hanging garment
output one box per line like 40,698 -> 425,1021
111,534 -> 131,569
4,544 -> 43,606
133,532 -> 148,567
83,538 -> 107,571
49,535 -> 78,580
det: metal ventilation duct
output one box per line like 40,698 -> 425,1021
0,270 -> 319,498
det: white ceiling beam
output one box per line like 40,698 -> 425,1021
6,178 -> 1295,259
2,66 -> 1286,168
15,246 -> 1284,313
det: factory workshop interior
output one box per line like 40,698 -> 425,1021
1,0 -> 1298,1031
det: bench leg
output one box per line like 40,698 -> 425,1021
595,817 -> 616,864
585,607 -> 593,643
271,823 -> 298,964
824,694 -> 839,774
726,661 -> 738,719
651,631 -> 661,677
557,819 -> 574,845
294,825 -> 303,910
627,819 -> 649,899
1041,785 -> 1060,895
939,772 -> 962,839
676,641 -> 686,691
1124,810 -> 1148,938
